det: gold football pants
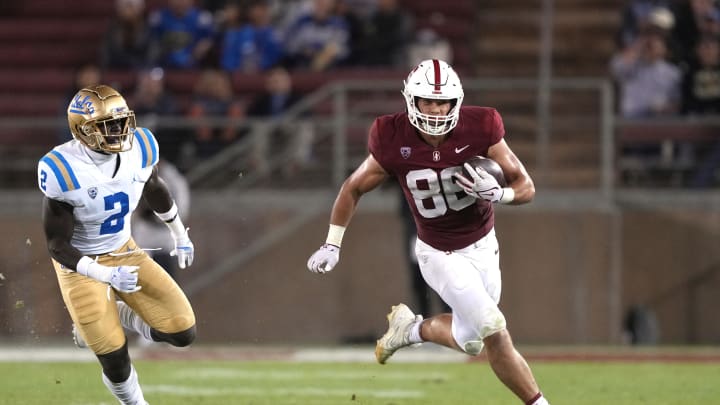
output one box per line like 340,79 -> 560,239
53,238 -> 195,355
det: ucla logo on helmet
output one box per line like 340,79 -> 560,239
87,187 -> 98,199
69,95 -> 94,115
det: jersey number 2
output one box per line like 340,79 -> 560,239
100,192 -> 129,235
406,167 -> 475,218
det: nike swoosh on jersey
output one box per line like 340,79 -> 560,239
455,145 -> 470,153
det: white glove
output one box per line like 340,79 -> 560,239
307,244 -> 340,274
453,163 -> 504,202
108,266 -> 142,293
76,257 -> 141,293
170,233 -> 194,269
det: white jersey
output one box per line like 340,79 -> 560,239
37,128 -> 160,255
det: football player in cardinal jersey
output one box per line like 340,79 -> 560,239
38,85 -> 196,405
307,60 -> 550,405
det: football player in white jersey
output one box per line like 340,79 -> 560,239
38,85 -> 196,405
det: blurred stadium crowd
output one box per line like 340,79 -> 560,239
0,0 -> 465,182
611,0 -> 720,187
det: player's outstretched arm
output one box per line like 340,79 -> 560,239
307,154 -> 388,274
487,139 -> 535,205
142,166 -> 194,269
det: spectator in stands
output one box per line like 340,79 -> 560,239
148,0 -> 215,68
100,0 -> 152,69
671,0 -> 720,65
58,64 -> 103,143
357,0 -> 413,67
246,66 -> 314,177
682,34 -> 720,115
220,0 -> 284,73
406,28 -> 453,68
270,0 -> 313,36
187,69 -> 246,159
282,0 -> 350,71
611,30 -> 683,180
129,67 -> 186,166
683,35 -> 720,187
610,30 -> 682,118
617,0 -> 672,48
333,0 -> 367,66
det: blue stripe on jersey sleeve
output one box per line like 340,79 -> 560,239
49,151 -> 80,190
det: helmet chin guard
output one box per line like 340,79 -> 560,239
402,59 -> 464,136
67,85 -> 136,153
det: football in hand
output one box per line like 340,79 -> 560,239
462,156 -> 507,187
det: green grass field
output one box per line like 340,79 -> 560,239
2,359 -> 719,405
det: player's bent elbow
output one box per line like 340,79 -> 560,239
47,240 -> 70,266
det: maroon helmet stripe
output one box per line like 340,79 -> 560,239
432,59 -> 441,91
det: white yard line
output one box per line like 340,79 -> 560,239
173,367 -> 450,380
0,343 -> 466,363
0,346 -> 95,362
144,384 -> 424,399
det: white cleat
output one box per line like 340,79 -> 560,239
71,323 -> 87,349
375,303 -> 423,364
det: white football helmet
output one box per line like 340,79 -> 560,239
402,59 -> 464,136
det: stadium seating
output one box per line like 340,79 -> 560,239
0,0 -> 629,189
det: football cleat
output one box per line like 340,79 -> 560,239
375,303 -> 423,364
71,323 -> 87,349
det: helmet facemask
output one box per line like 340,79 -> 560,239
402,59 -> 464,136
404,94 -> 462,136
81,112 -> 136,153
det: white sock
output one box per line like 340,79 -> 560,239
117,301 -> 153,341
408,319 -> 424,344
132,316 -> 153,342
101,364 -> 147,405
527,393 -> 549,405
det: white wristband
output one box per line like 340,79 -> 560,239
76,256 -> 111,283
155,202 -> 187,239
326,224 -> 346,247
499,187 -> 515,204
154,202 -> 178,222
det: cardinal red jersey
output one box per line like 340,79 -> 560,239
369,106 -> 505,251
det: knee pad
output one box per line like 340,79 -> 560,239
453,307 -> 507,355
97,343 -> 131,383
153,324 -> 196,347
463,340 -> 485,355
